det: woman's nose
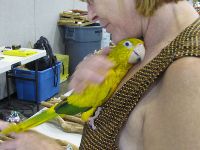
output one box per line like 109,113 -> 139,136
87,4 -> 98,22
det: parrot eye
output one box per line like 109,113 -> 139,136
123,41 -> 133,49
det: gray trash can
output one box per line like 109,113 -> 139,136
64,24 -> 102,75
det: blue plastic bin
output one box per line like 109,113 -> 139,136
14,62 -> 61,102
64,23 -> 102,75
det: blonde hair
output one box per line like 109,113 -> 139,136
136,0 -> 183,16
80,0 -> 183,16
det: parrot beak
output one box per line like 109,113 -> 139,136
128,44 -> 145,64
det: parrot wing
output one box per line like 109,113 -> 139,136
55,83 -> 113,121
54,101 -> 91,115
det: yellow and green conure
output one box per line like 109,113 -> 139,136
0,38 -> 145,135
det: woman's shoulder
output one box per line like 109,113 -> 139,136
158,56 -> 200,103
142,57 -> 200,149
164,57 -> 200,84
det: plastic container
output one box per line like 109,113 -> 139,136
64,23 -> 102,75
55,53 -> 69,83
14,62 -> 61,102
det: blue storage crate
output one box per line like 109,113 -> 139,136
14,62 -> 61,102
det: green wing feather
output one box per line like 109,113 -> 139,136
55,101 -> 91,115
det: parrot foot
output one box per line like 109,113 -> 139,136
89,107 -> 102,130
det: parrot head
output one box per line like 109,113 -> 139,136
109,38 -> 145,67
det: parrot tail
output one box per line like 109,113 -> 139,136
0,106 -> 58,135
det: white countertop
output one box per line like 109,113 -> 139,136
0,48 -> 46,74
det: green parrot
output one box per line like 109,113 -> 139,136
0,38 -> 145,135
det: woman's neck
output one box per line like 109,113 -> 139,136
143,0 -> 199,62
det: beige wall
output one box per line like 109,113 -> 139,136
0,0 -> 87,53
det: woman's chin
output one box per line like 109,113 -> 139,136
111,36 -> 126,44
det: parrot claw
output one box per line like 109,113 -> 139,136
89,107 -> 102,130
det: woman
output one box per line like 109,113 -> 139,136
77,0 -> 200,149
0,0 -> 199,149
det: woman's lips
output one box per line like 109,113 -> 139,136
103,24 -> 111,32
103,24 -> 108,28
102,24 -> 108,29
